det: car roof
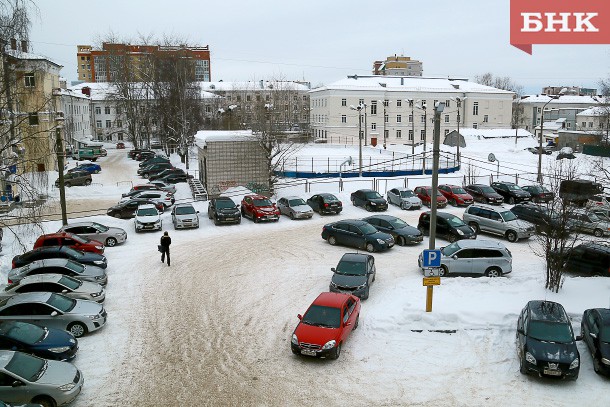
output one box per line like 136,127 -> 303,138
493,181 -> 516,185
577,242 -> 610,253
244,194 -> 267,200
281,195 -> 303,200
61,221 -> 97,228
393,187 -> 413,191
589,308 -> 610,324
469,203 -> 509,211
356,189 -> 375,193
3,292 -> 53,306
37,232 -> 73,239
312,292 -> 352,308
14,258 -> 71,270
339,253 -> 370,263
137,203 -> 157,209
364,214 -> 400,222
216,196 -> 235,202
318,193 -> 337,198
527,300 -> 568,323
451,239 -> 507,250
0,351 -> 18,369
19,273 -> 66,284
422,211 -> 459,219
331,219 -> 367,226
174,203 -> 195,208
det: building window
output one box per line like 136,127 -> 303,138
537,107 -> 541,113
444,129 -> 450,136
383,99 -> 389,107
581,121 -> 586,128
408,130 -> 413,140
420,129 -> 425,140
384,114 -> 388,123
483,115 -> 489,123
445,100 -> 450,108
246,95 -> 251,101
370,101 -> 377,115
444,114 -> 449,123
116,106 -> 121,115
117,132 -> 123,140
371,123 -> 377,130
396,130 -> 402,138
473,102 -> 479,115
105,120 -> 111,128
95,106 -> 101,115
28,113 -> 38,125
397,115 -> 402,123
24,72 -> 35,87
589,122 -> 593,128
96,120 -> 102,128
359,98 -> 364,105
420,115 -> 425,123
473,122 -> 478,129
341,115 -> 346,123
409,114 -> 413,123
341,98 -> 346,107
567,122 -> 571,129
384,129 -> 389,139
104,106 -> 110,114
106,134 -> 112,141
116,120 -> 122,127
397,100 -> 402,107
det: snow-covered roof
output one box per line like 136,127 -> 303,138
577,106 -> 609,116
520,94 -> 601,104
60,89 -> 90,100
4,48 -> 62,67
68,82 -> 220,102
458,128 -> 534,139
193,130 -> 257,148
311,76 -> 515,95
198,80 -> 310,92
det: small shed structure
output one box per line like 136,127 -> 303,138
444,128 -> 534,147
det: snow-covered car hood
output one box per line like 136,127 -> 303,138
292,204 -> 313,214
401,196 -> 422,204
70,299 -> 103,316
135,214 -> 160,223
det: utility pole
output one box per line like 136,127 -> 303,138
55,126 -> 67,225
456,98 -> 461,166
350,104 -> 364,176
407,99 -> 415,155
429,102 -> 445,251
422,105 -> 427,173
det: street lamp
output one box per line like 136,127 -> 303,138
406,99 -> 415,154
350,104 -> 364,176
415,101 -> 428,172
429,101 -> 445,251
454,97 -> 465,166
378,99 -> 391,149
54,112 -> 67,226
537,89 -> 566,183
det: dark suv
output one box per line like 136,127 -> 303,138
560,243 -> 610,277
491,182 -> 531,204
55,171 -> 92,188
307,193 -> 342,215
208,197 -> 241,225
510,203 -> 568,236
137,162 -> 173,178
350,189 -> 388,211
417,211 -> 476,243
465,184 -> 504,205
517,300 -> 580,380
329,253 -> 376,300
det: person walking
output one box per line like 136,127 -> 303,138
160,231 -> 171,266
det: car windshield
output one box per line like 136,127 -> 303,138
501,211 -> 517,222
452,187 -> 467,194
289,198 -> 307,207
387,217 -> 408,229
92,222 -> 109,232
480,186 -> 496,194
446,216 -> 466,227
253,199 -> 272,207
65,260 -> 85,274
322,194 -> 338,202
0,321 -> 45,345
216,199 -> 236,209
175,206 -> 196,215
71,234 -> 88,244
441,242 -> 461,257
302,305 -> 341,328
58,275 -> 82,290
600,325 -> 610,342
64,247 -> 83,258
47,293 -> 76,313
399,190 -> 415,198
5,351 -> 46,382
360,223 -> 378,234
137,207 -> 158,216
528,320 -> 573,343
588,212 -> 601,222
528,186 -> 542,193
507,185 -> 521,191
365,191 -> 382,199
336,260 -> 367,276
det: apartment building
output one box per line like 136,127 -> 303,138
519,94 -> 602,132
542,86 -> 597,97
373,55 -> 423,77
576,106 -> 609,133
60,87 -> 92,148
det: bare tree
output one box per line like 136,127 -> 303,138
474,72 -> 523,94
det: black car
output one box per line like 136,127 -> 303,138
139,156 -> 170,168
321,219 -> 394,253
521,185 -> 555,203
128,149 -> 146,159
307,193 -> 342,215
581,308 -> 610,376
465,184 -> 504,205
11,246 -> 107,269
350,189 -> 388,212
136,150 -> 157,161
510,203 -> 567,236
149,168 -> 186,182
156,172 -> 190,184
107,198 -> 164,219
517,300 -> 580,380
208,197 -> 241,225
137,162 -> 173,178
560,243 -> 610,277
363,215 -> 423,246
0,321 -> 78,361
329,253 -> 376,300
490,182 -> 531,204
417,212 -> 476,243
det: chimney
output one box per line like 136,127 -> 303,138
81,86 -> 91,96
20,40 -> 27,53
10,38 -> 16,50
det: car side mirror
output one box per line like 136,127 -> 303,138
297,314 -> 302,320
331,267 -> 336,272
344,321 -> 352,327
589,332 -> 597,340
62,289 -> 68,293
517,328 -> 525,335
51,311 -> 58,317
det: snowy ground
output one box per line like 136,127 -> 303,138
0,138 -> 609,406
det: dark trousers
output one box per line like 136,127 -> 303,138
161,247 -> 170,266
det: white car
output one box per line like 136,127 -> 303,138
277,196 -> 313,219
386,188 -> 422,210
120,190 -> 175,208
134,204 -> 162,233
171,203 -> 199,229
148,180 -> 177,195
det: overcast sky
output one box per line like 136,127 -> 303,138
29,0 -> 610,94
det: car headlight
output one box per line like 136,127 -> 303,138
376,238 -> 385,244
322,340 -> 336,350
457,229 -> 464,235
58,383 -> 76,391
91,291 -> 101,297
330,281 -> 338,288
525,351 -> 536,364
569,358 -> 579,369
48,346 -> 71,353
95,245 -> 104,250
93,260 -> 105,265
370,202 -> 377,206
356,284 -> 366,290
602,358 -> 610,366
88,314 -> 100,320
291,334 -> 298,345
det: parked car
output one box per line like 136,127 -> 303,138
413,186 -> 448,208
119,190 -> 174,208
277,196 -> 314,219
33,232 -> 105,255
329,253 -> 376,299
559,179 -> 603,207
128,148 -> 144,159
240,195 -> 280,223
521,184 -> 555,203
134,204 -> 162,233
321,219 -> 394,253
490,181 -> 532,204
54,171 -> 91,188
525,146 -> 552,155
590,207 -> 610,222
156,172 -> 190,184
135,150 -> 157,161
465,184 -> 504,205
307,193 -> 343,215
171,203 -> 199,229
363,215 -> 423,246
567,210 -> 610,237
11,247 -> 107,270
107,198 -> 164,219
138,156 -> 170,168
438,184 -> 474,207
0,321 -> 78,362
147,180 -> 177,195
510,203 -> 569,236
580,308 -> 610,376
0,292 -> 107,338
291,292 -> 361,360
116,142 -> 125,149
516,300 -> 580,380
137,162 -> 173,178
67,162 -> 101,175
58,221 -> 127,247
207,197 -> 241,225
350,189 -> 388,212
419,239 -> 512,277
558,243 -> 610,276
8,258 -> 108,286
417,212 -> 476,243
386,187 -> 422,210
587,193 -> 610,209
149,168 -> 186,182
128,184 -> 162,193
0,350 -> 84,406
463,203 -> 535,242
557,152 -> 576,160
0,273 -> 105,303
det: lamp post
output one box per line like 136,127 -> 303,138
456,97 -> 462,166
407,99 -> 415,154
364,103 -> 368,146
429,101 -> 445,251
414,101 -> 428,172
350,104 -> 364,176
55,114 -> 67,226
537,90 -> 565,183
379,99 -> 391,149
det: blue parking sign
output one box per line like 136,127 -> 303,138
422,249 -> 441,268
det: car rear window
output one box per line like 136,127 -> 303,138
528,320 -> 573,343
175,206 -> 196,215
253,199 -> 272,207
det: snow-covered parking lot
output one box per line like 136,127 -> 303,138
1,141 -> 609,406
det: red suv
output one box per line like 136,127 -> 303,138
438,184 -> 474,207
414,186 -> 448,208
291,292 -> 361,360
33,232 -> 105,254
240,194 -> 280,222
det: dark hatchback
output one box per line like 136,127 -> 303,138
0,321 -> 78,361
517,300 -> 580,380
148,168 -> 186,182
307,193 -> 343,215
417,212 -> 476,243
581,308 -> 610,376
208,197 -> 241,225
510,203 -> 568,237
329,253 -> 376,300
491,182 -> 531,204
11,246 -> 107,269
559,243 -> 610,277
156,172 -> 190,184
107,198 -> 164,219
521,184 -> 554,203
350,189 -> 388,212
363,215 -> 423,246
321,219 -> 394,253
465,184 -> 504,205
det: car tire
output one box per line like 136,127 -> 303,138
253,216 -> 259,223
400,201 -> 407,210
506,230 -> 518,243
363,288 -> 370,300
68,322 -> 87,338
65,182 -> 72,188
289,212 -> 295,220
440,265 -> 449,277
32,396 -> 57,407
519,356 -> 528,375
354,314 -> 360,329
593,356 -> 601,374
485,267 -> 502,277
509,197 -> 515,205
84,179 -> 92,186
106,237 -> 117,247
398,236 -> 406,246
292,348 -> 300,355
449,198 -> 457,206
469,222 -> 480,234
331,343 -> 342,360
365,204 -> 372,212
365,243 -> 375,253
328,236 -> 337,246
594,228 -> 604,237
447,234 -> 457,243
214,218 -> 220,226
418,226 -> 428,236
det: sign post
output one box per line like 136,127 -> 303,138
422,250 -> 442,312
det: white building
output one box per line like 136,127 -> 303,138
576,106 -> 609,133
309,76 -> 515,147
518,94 -> 602,132
60,87 -> 92,148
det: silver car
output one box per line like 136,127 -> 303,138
58,221 -> 127,247
463,203 -> 535,242
0,292 -> 107,337
8,258 -> 108,287
386,188 -> 422,210
0,274 -> 105,303
171,203 -> 199,229
277,196 -> 314,219
148,180 -> 177,195
0,350 -> 84,406
567,210 -> 610,237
